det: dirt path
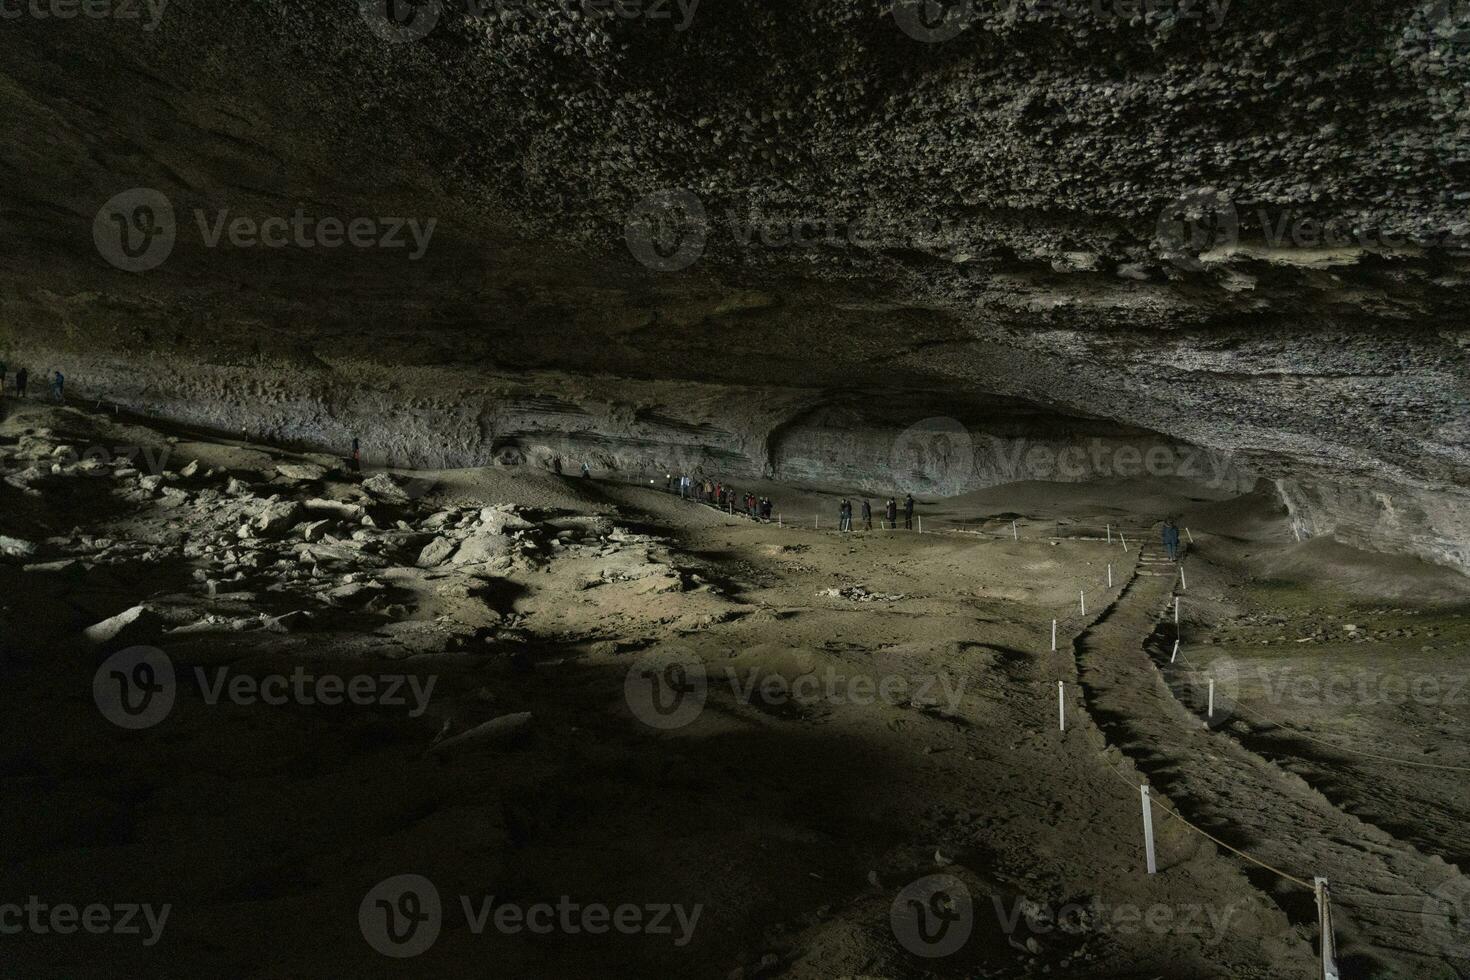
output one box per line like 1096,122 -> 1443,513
1072,545 -> 1470,979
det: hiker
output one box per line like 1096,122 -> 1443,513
50,370 -> 64,404
837,499 -> 847,532
885,497 -> 897,529
903,494 -> 915,530
1162,518 -> 1181,561
666,472 -> 674,492
0,359 -> 6,396
762,498 -> 773,521
861,499 -> 872,530
14,367 -> 27,399
351,437 -> 362,473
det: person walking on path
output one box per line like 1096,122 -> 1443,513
903,493 -> 915,530
1162,518 -> 1181,561
351,437 -> 362,473
49,370 -> 64,404
0,359 -> 6,396
15,367 -> 28,399
838,499 -> 851,532
861,499 -> 872,530
885,497 -> 897,529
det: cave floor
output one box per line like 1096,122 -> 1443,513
0,401 -> 1466,978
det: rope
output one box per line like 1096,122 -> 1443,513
1167,648 -> 1470,774
1096,745 -> 1315,891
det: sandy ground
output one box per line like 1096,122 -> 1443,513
1,400 -> 1467,979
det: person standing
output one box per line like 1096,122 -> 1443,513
0,359 -> 6,396
903,494 -> 915,530
837,499 -> 848,532
552,456 -> 562,475
351,437 -> 363,473
1162,518 -> 1181,561
861,499 -> 872,531
49,370 -> 64,404
885,497 -> 897,529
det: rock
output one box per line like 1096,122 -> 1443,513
417,536 -> 458,567
304,498 -> 365,520
362,472 -> 411,503
428,712 -> 532,756
276,462 -> 328,482
261,610 -> 313,632
253,500 -> 304,535
478,506 -> 534,535
138,474 -> 164,492
301,520 -> 332,543
0,535 -> 38,558
226,477 -> 252,496
179,459 -> 201,478
83,604 -> 164,647
452,531 -> 513,565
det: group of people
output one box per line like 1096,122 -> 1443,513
0,362 -> 63,403
668,474 -> 775,521
837,494 -> 915,531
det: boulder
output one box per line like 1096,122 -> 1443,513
417,536 -> 458,568
428,712 -> 532,757
304,498 -> 366,520
83,604 -> 165,647
478,506 -> 534,535
253,500 -> 304,535
451,531 -> 513,565
276,462 -> 329,482
362,472 -> 411,503
0,535 -> 37,558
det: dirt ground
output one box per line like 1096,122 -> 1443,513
1,401 -> 1466,979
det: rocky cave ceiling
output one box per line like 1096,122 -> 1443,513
0,0 -> 1467,567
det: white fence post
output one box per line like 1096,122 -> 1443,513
1170,639 -> 1179,663
1107,524 -> 1112,544
1120,532 -> 1128,552
1051,619 -> 1057,652
1079,591 -> 1086,616
1012,520 -> 1018,541
917,515 -> 922,534
1174,597 -> 1180,624
1179,565 -> 1187,590
1186,527 -> 1194,543
1315,877 -> 1340,980
1208,678 -> 1215,718
1057,681 -> 1065,731
1107,563 -> 1113,588
1141,784 -> 1158,875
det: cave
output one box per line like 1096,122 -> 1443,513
0,1 -> 1467,977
